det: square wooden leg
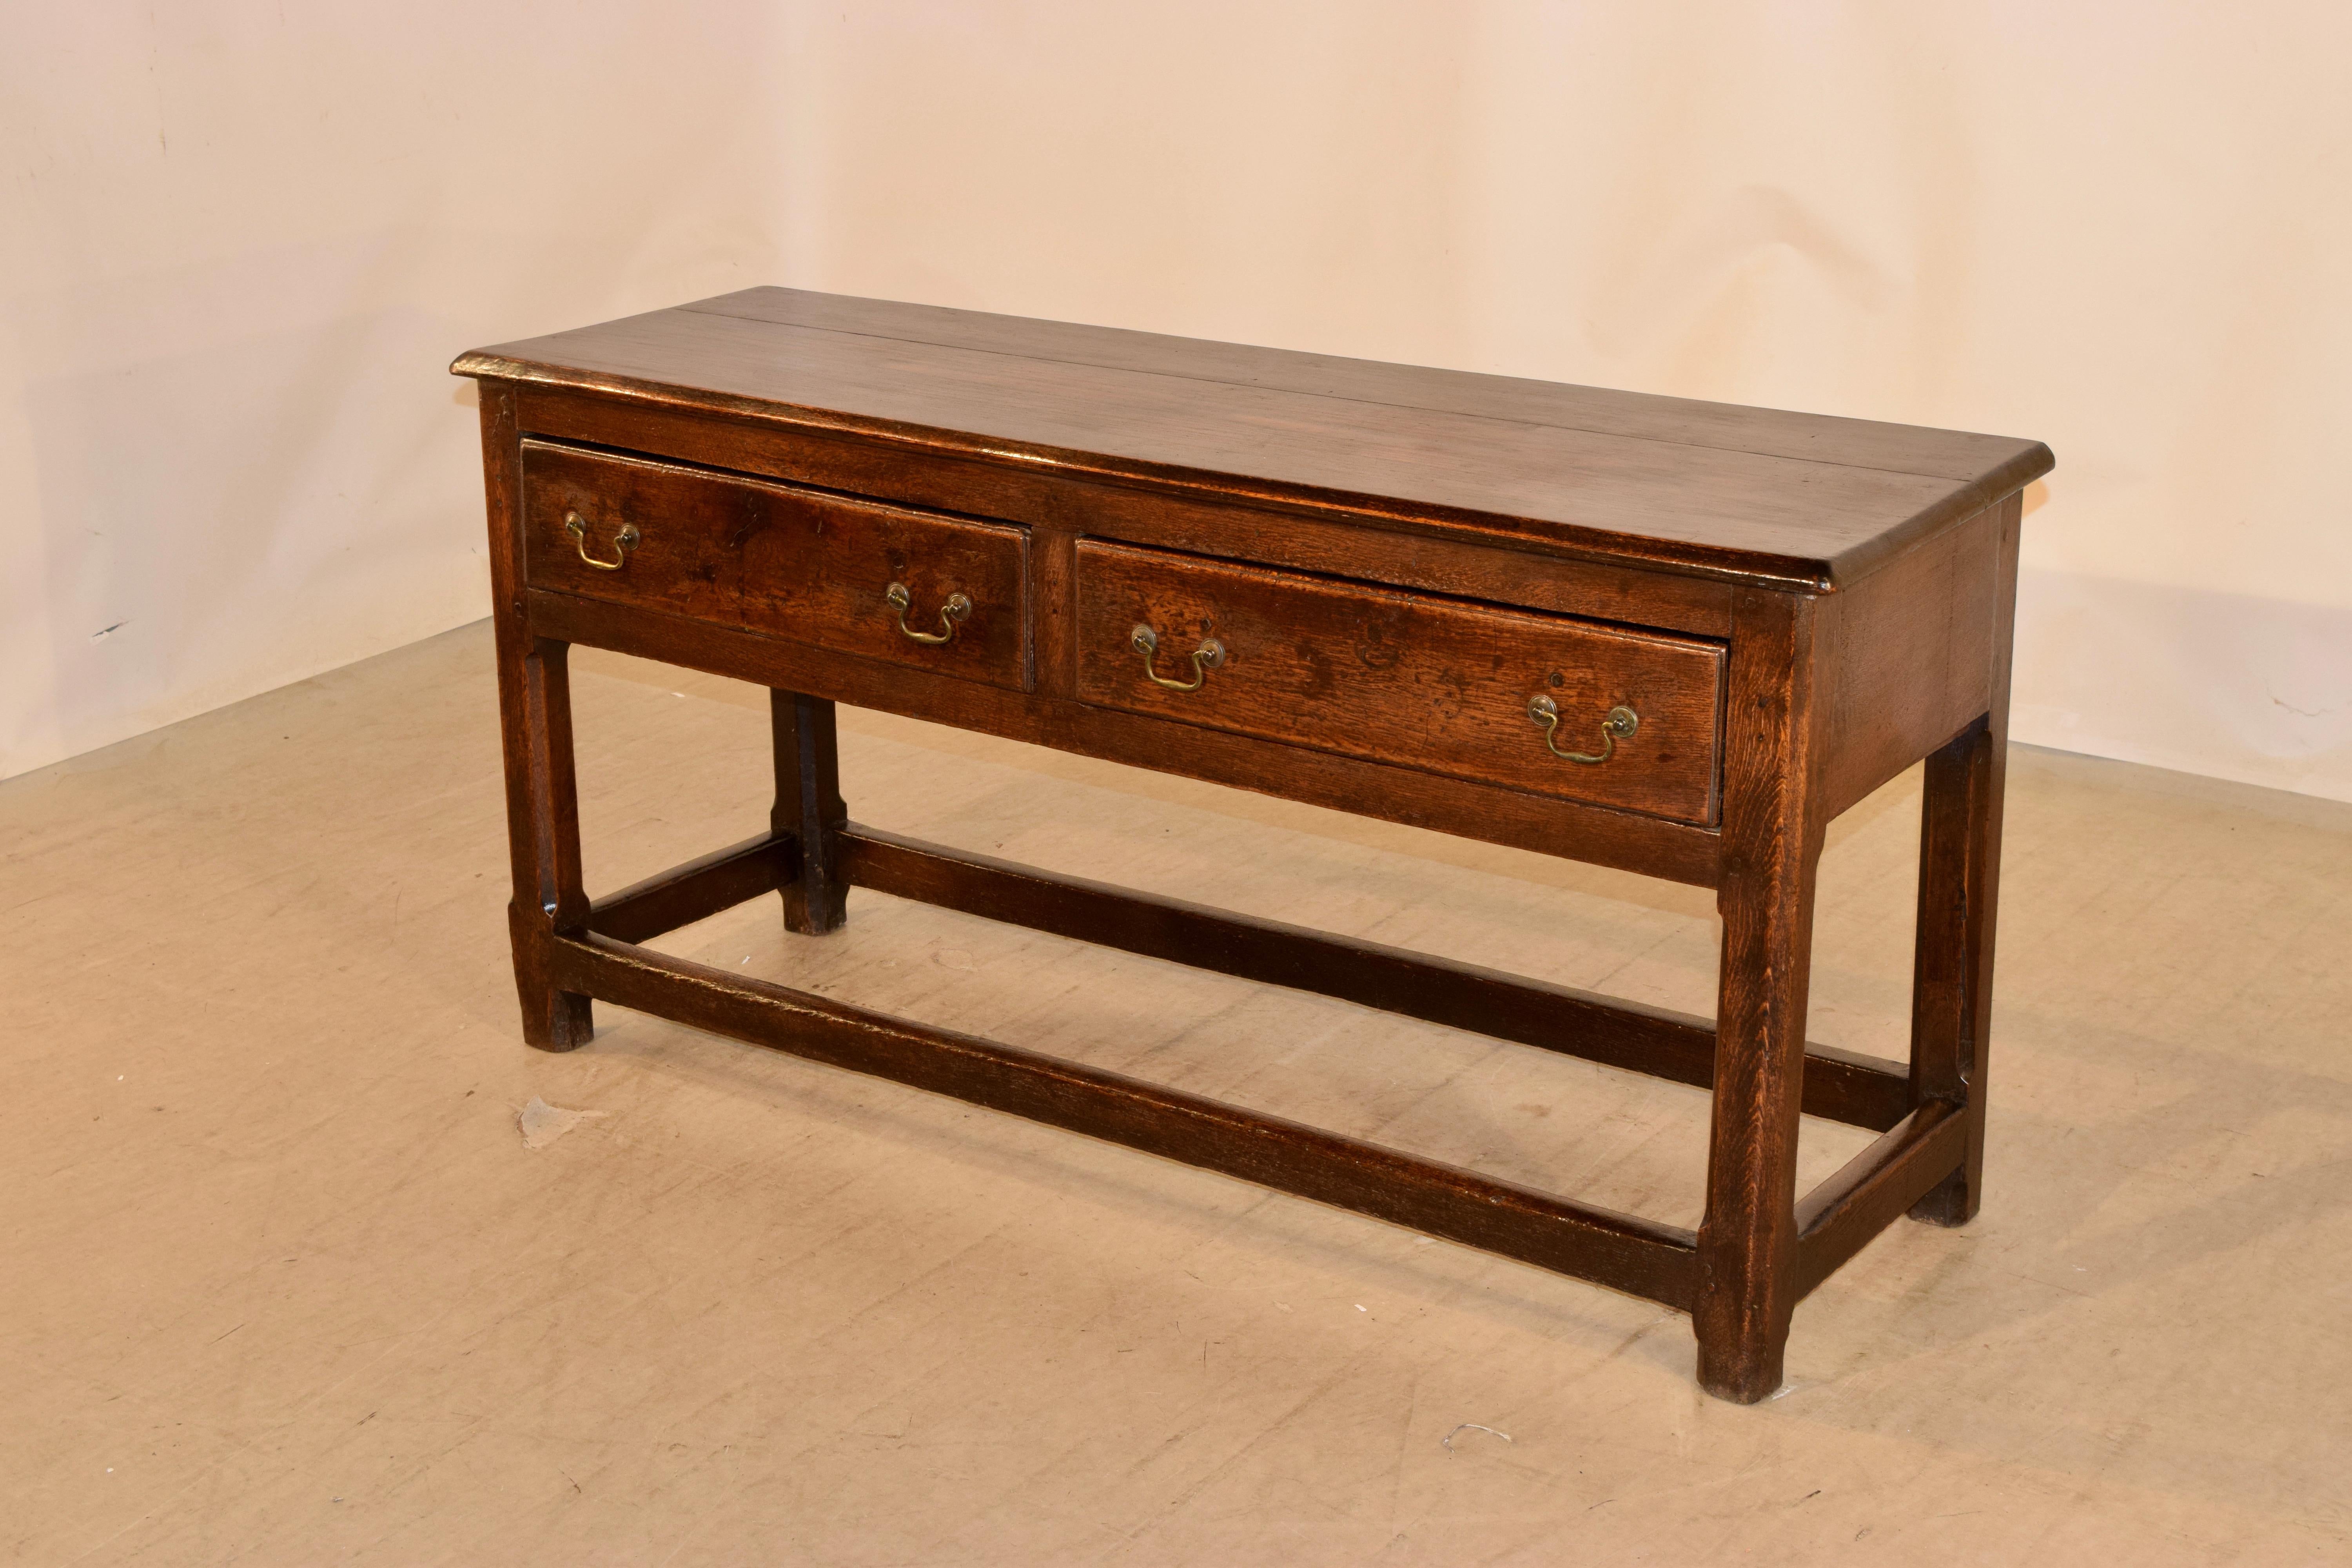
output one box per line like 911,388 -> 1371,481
1907,717 -> 2005,1225
1910,495 -> 2018,1226
499,637 -> 594,1051
481,386 -> 592,1052
1694,588 -> 1821,1404
772,690 -> 848,935
1695,846 -> 1820,1400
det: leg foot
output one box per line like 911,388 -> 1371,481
1908,1165 -> 1975,1228
509,901 -> 593,1051
1696,1328 -> 1789,1405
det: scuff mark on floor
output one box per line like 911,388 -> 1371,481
518,1096 -> 604,1150
1442,1422 -> 1512,1456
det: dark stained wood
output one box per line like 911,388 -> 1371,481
1909,494 -> 2022,1224
1694,588 -> 1822,1403
456,290 -> 2052,591
681,289 -> 2049,490
457,289 -> 2042,1405
1814,497 -> 2000,820
1032,524 -> 1081,697
546,929 -> 1701,1308
523,439 -> 1031,693
480,387 -> 592,1051
1073,540 -> 1725,825
526,589 -> 1729,888
1793,1100 -> 1969,1299
512,385 -> 1743,641
586,831 -> 793,945
523,439 -> 742,626
837,824 -> 1911,1131
740,497 -> 1029,698
773,691 -> 847,935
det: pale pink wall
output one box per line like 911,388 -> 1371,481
7,2 -> 2348,798
1,2 -> 795,776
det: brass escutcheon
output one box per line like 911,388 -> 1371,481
1528,695 -> 1639,764
887,582 -> 973,644
1132,625 -> 1225,692
564,511 -> 639,570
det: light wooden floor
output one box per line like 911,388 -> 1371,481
5,622 -> 2348,1565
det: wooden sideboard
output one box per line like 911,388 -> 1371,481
454,289 -> 2050,1402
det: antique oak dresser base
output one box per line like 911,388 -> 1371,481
459,290 -> 2049,1403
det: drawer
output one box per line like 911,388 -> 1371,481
1074,541 -> 1724,823
521,440 -> 1029,690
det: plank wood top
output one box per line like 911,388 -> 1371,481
454,287 -> 2050,591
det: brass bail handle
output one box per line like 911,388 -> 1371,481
887,582 -> 973,644
564,511 -> 639,571
1528,695 -> 1639,764
1132,625 -> 1225,692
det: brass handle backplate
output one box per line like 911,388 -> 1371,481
1132,625 -> 1225,692
887,582 -> 972,644
1528,696 -> 1639,764
564,511 -> 639,571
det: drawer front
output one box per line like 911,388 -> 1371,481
522,440 -> 1029,690
1074,541 -> 1723,823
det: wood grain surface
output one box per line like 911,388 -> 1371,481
522,438 -> 1031,692
1074,539 -> 1724,824
1695,586 -> 1823,1403
526,587 -> 1728,887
